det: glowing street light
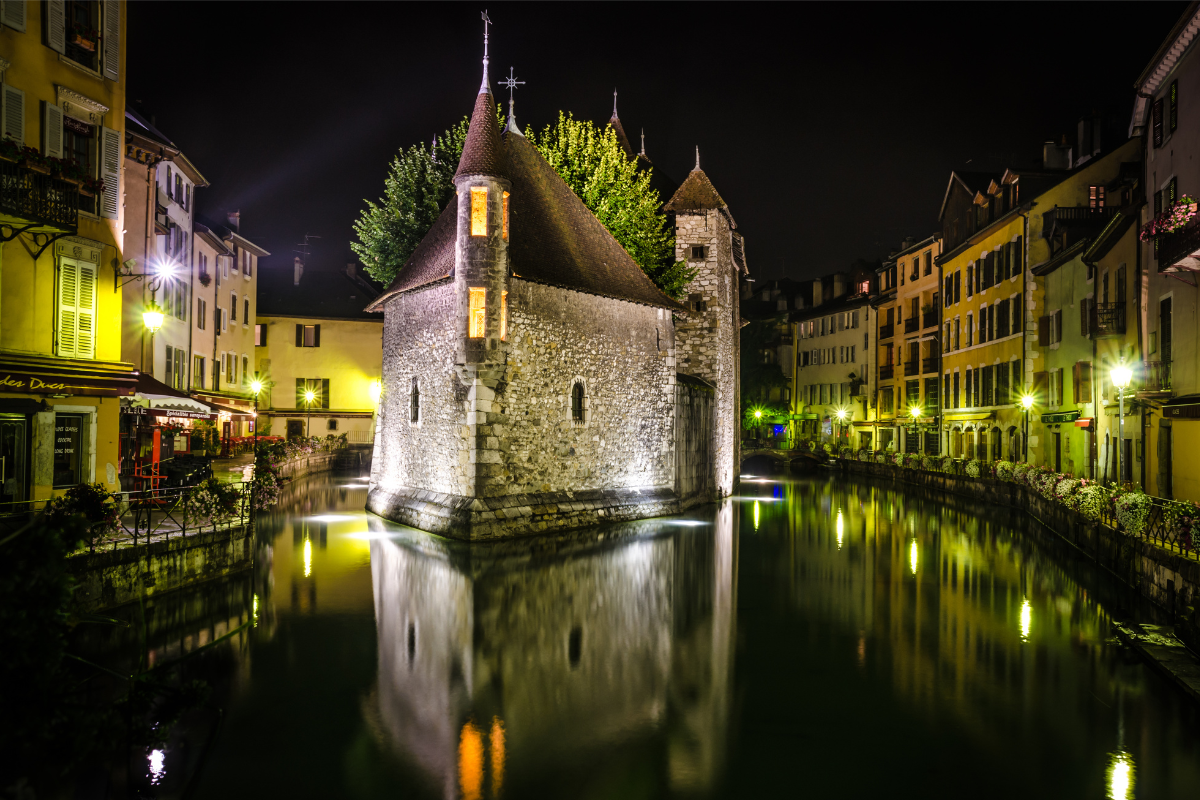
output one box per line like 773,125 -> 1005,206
370,380 -> 382,403
142,304 -> 164,333
1020,393 -> 1034,462
304,388 -> 316,438
1112,363 -> 1133,486
754,409 -> 763,419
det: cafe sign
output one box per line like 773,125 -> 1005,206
122,406 -> 217,421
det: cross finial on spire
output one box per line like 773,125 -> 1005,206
695,146 -> 700,170
639,128 -> 645,157
501,67 -> 524,135
480,10 -> 492,94
613,88 -> 618,117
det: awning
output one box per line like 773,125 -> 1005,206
1041,410 -> 1081,424
1163,395 -> 1200,419
945,412 -> 994,422
209,402 -> 254,419
122,406 -> 216,421
1074,417 -> 1094,427
133,372 -> 213,414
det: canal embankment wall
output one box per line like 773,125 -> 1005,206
838,460 -> 1200,634
69,452 -> 343,611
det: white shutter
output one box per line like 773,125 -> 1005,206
41,101 -> 63,158
2,84 -> 25,145
76,262 -> 96,358
45,0 -> 65,54
99,126 -> 120,219
2,0 -> 27,31
58,259 -> 79,357
102,0 -> 119,81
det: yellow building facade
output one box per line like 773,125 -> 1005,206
0,1 -> 128,504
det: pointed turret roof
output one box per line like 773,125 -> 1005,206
664,152 -> 729,219
608,90 -> 636,159
455,90 -> 507,180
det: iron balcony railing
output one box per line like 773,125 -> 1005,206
879,364 -> 894,380
904,359 -> 919,375
923,311 -> 938,329
1083,300 -> 1126,338
1158,213 -> 1200,270
904,317 -> 919,333
0,160 -> 80,232
879,323 -> 894,339
922,356 -> 939,373
1141,360 -> 1172,393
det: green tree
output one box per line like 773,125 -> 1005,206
527,112 -> 693,298
352,113 -> 694,298
351,119 -> 469,285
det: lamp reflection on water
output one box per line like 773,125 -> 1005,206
1107,751 -> 1134,800
148,749 -> 165,785
909,540 -> 918,574
303,538 -> 313,578
459,721 -> 484,800
836,509 -> 844,550
1020,598 -> 1032,642
753,501 -> 760,531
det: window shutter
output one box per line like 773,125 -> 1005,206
1081,298 -> 1091,337
1038,314 -> 1050,345
322,379 -> 330,409
1053,310 -> 1063,344
1032,371 -> 1048,400
165,345 -> 173,384
2,83 -> 24,145
314,324 -> 321,347
57,260 -> 79,357
296,378 -> 305,407
1153,98 -> 1164,148
1,0 -> 25,30
44,0 -> 65,53
1015,236 -> 1023,274
295,324 -> 303,347
102,0 -> 120,81
1080,362 -> 1092,398
99,126 -> 120,219
41,101 -> 62,158
76,263 -> 95,358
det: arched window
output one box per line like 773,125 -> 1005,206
571,382 -> 584,422
411,378 -> 420,423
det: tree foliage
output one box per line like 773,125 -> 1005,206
351,119 -> 469,285
352,112 -> 694,298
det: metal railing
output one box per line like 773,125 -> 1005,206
923,311 -> 938,329
904,317 -> 919,333
1141,360 -> 1172,393
904,359 -> 919,375
879,323 -> 894,339
0,160 -> 80,231
922,357 -> 939,373
1087,301 -> 1126,337
1158,213 -> 1200,270
879,364 -> 894,380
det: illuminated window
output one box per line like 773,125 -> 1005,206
1089,185 -> 1105,208
502,191 -> 510,240
469,288 -> 486,337
500,291 -> 508,340
470,187 -> 488,237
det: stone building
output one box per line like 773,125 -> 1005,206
366,54 -> 744,540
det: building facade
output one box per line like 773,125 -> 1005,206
882,235 -> 941,453
255,260 -> 382,444
0,0 -> 130,505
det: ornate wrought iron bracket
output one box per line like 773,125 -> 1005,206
0,222 -> 38,243
29,231 -> 72,260
115,258 -> 146,291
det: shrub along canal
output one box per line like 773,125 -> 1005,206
75,471 -> 1200,798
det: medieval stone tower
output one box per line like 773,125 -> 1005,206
665,156 -> 746,496
365,42 -> 745,541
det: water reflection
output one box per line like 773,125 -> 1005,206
367,503 -> 737,798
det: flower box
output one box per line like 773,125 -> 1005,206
79,186 -> 95,198
71,34 -> 96,52
26,162 -> 50,175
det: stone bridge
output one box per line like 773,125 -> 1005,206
739,446 -> 824,471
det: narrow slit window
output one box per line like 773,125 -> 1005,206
470,187 -> 488,237
500,291 -> 508,340
571,382 -> 585,422
502,191 -> 510,240
469,288 -> 486,338
411,378 -> 420,423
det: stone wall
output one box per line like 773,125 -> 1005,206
673,210 -> 739,497
69,526 -> 254,611
370,279 -> 695,540
840,459 -> 1200,615
675,374 -> 716,507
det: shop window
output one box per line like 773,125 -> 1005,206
52,413 -> 87,487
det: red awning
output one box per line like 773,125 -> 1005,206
1074,417 -> 1094,427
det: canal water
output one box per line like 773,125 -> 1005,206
87,471 -> 1200,798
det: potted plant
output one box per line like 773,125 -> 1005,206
190,427 -> 208,457
198,272 -> 212,287
80,177 -> 104,197
21,146 -> 50,174
70,23 -> 99,51
45,482 -> 120,552
0,137 -> 21,163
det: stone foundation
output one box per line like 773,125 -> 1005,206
366,484 -> 682,542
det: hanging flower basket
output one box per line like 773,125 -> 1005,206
1140,196 -> 1199,241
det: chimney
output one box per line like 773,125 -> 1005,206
227,210 -> 241,232
294,256 -> 304,286
1042,140 -> 1073,171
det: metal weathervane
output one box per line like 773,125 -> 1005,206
501,67 -> 524,103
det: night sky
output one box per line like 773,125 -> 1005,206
127,2 -> 1188,283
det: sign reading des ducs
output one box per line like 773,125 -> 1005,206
0,366 -> 136,397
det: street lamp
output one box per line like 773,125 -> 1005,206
304,388 -> 316,438
835,407 -> 848,443
1020,394 -> 1034,463
142,304 -> 164,333
1112,363 -> 1133,486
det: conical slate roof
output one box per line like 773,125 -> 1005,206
608,112 -> 636,159
369,119 -> 685,312
455,91 -> 507,180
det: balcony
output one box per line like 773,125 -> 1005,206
1159,213 -> 1200,271
879,364 -> 894,380
1140,360 -> 1172,395
0,160 -> 79,249
879,323 -> 894,339
922,356 -> 939,374
923,311 -> 938,329
904,359 -> 918,375
1043,205 -> 1121,249
904,317 -> 919,334
1082,300 -> 1125,339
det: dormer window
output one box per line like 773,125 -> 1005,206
470,187 -> 488,237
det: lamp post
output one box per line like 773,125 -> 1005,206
1020,394 -> 1034,463
250,379 -> 262,526
304,389 -> 316,438
836,407 -> 848,445
908,405 -> 922,455
1111,363 -> 1133,486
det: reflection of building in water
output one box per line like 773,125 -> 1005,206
368,504 -> 736,798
